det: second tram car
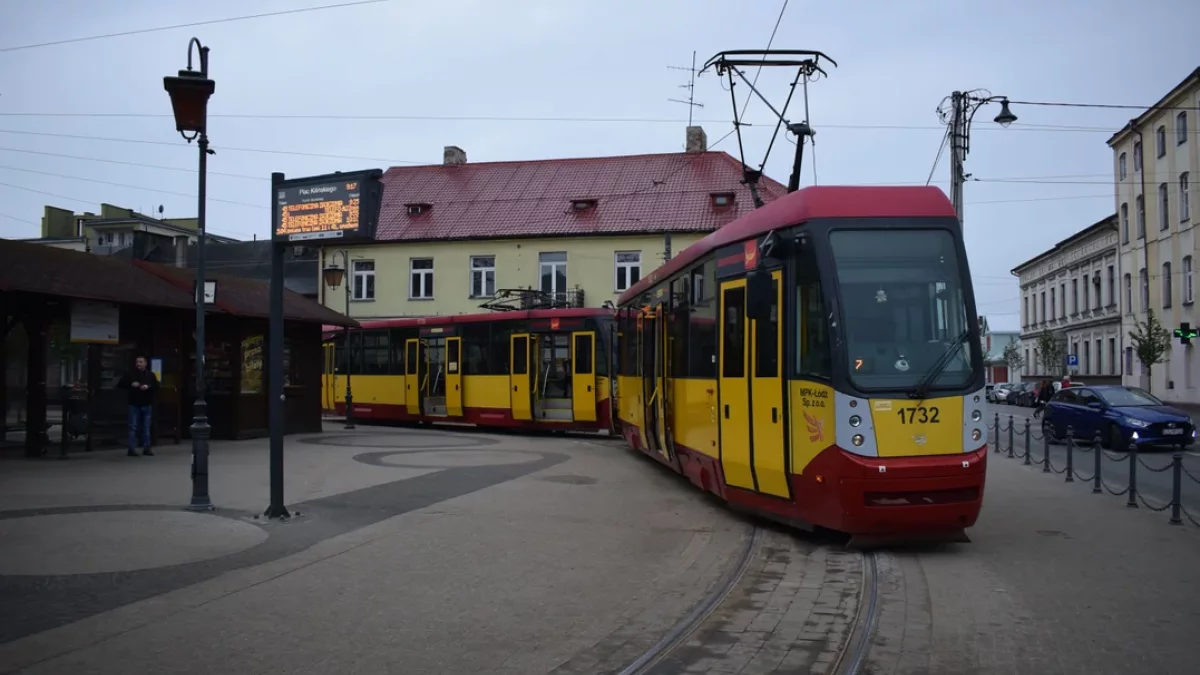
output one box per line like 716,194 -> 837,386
322,308 -> 615,432
615,185 -> 988,543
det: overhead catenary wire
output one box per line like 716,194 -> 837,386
0,0 -> 391,53
926,128 -> 950,186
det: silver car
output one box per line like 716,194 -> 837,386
991,383 -> 1015,403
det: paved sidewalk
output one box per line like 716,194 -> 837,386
862,447 -> 1200,675
0,426 -> 752,675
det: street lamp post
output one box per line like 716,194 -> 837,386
164,38 -> 216,511
937,90 -> 1018,224
322,250 -> 355,430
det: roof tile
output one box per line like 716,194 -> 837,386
376,150 -> 785,242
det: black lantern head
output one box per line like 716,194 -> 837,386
323,264 -> 346,290
164,69 -> 215,134
993,99 -> 1017,128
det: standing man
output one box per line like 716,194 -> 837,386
118,355 -> 158,457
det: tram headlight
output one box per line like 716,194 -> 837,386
851,434 -> 865,447
849,415 -> 862,428
971,428 -> 982,441
971,410 -> 982,422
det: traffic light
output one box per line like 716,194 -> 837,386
1175,322 -> 1198,345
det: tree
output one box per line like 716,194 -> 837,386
1128,308 -> 1172,392
1035,329 -> 1066,377
1001,341 -> 1025,374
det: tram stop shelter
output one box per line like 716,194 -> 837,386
1,238 -> 357,458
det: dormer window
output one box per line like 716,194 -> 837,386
710,192 -> 735,208
570,199 -> 597,211
406,203 -> 432,216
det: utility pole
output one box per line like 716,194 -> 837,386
948,91 -> 967,224
667,51 -> 703,128
937,90 -> 1018,226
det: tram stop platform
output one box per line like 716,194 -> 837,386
0,423 -> 753,674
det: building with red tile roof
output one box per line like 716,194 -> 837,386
317,126 -> 785,319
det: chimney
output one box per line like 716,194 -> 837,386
685,126 -> 707,153
443,145 -> 467,165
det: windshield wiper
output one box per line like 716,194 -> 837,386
908,329 -> 970,400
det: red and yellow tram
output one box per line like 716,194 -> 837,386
615,185 -> 989,544
322,308 -> 615,432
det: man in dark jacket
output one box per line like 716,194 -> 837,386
118,356 -> 158,457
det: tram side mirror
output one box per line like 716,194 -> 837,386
745,270 -> 772,322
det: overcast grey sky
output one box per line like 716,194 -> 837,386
0,0 -> 1196,331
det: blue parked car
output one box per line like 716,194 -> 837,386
1041,385 -> 1195,451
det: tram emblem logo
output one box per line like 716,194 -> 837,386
912,435 -> 927,446
550,318 -> 560,330
743,241 -> 759,270
803,411 -> 824,443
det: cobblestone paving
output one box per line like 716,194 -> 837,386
645,528 -> 863,675
859,453 -> 1200,675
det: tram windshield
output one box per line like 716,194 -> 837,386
828,228 -> 977,392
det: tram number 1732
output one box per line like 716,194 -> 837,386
895,405 -> 941,424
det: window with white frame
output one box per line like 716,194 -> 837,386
614,251 -> 641,291
1133,141 -> 1142,171
352,260 -> 375,300
1163,262 -> 1172,308
1139,268 -> 1148,310
1124,273 -> 1132,313
1118,152 -> 1127,180
1184,256 -> 1194,305
1177,111 -> 1188,145
539,251 -> 567,297
1120,202 -> 1129,243
1155,125 -> 1166,157
1159,183 -> 1170,230
1181,172 -> 1191,222
409,258 -> 434,299
1136,195 -> 1145,238
469,255 -> 495,298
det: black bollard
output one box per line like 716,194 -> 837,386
1007,415 -> 1014,457
1092,432 -> 1102,494
1127,442 -> 1138,508
1065,426 -> 1074,482
1169,451 -> 1183,525
1043,429 -> 1051,473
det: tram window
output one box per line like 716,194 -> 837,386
721,287 -> 746,378
753,280 -> 779,378
405,340 -> 418,375
464,325 -> 491,374
490,325 -> 512,375
795,273 -> 831,379
361,331 -> 391,374
345,331 -> 364,375
390,330 -> 406,374
575,334 -> 594,374
512,336 -> 528,374
447,338 -> 461,374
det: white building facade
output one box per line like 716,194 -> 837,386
1109,67 -> 1199,403
1012,215 -> 1123,385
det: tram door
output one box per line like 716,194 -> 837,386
510,334 -> 533,420
718,280 -> 755,490
404,338 -> 422,416
640,310 -> 663,457
749,271 -> 789,498
570,331 -> 597,422
446,337 -> 463,417
654,302 -> 671,457
322,342 -> 336,412
424,337 -> 447,416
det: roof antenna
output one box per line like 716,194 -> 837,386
667,50 -> 704,130
700,49 -> 837,205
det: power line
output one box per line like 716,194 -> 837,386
925,128 -> 949,186
0,211 -> 38,226
0,165 -> 264,208
1008,98 -> 1198,113
0,128 -> 420,164
0,180 -> 245,238
736,0 -> 790,122
0,0 -> 390,53
0,145 -> 269,181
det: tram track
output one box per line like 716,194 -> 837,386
617,525 -> 883,675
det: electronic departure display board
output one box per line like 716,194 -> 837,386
272,169 -> 384,243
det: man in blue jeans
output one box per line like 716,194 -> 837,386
118,355 -> 158,457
